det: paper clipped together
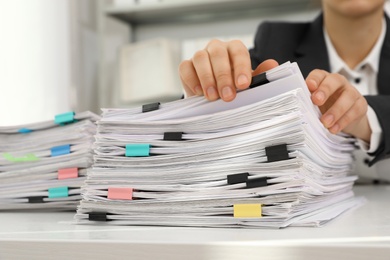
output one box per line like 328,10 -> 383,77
74,62 -> 364,228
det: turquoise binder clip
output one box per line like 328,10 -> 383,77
51,144 -> 71,157
18,128 -> 33,134
125,144 -> 150,157
48,186 -> 69,198
55,112 -> 76,125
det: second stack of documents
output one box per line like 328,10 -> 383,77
0,111 -> 100,210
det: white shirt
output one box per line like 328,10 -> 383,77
323,18 -> 389,182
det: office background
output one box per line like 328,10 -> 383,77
2,0 -> 385,126
1,3 -> 390,258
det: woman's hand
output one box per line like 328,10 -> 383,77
306,69 -> 371,141
179,39 -> 278,101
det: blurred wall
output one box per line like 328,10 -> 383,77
70,0 -> 129,113
0,0 -> 72,125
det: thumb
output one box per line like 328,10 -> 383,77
252,59 -> 279,76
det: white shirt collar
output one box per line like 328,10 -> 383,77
323,18 -> 386,74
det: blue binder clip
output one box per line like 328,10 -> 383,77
55,112 -> 76,125
51,144 -> 71,157
125,144 -> 150,157
48,186 -> 69,198
18,128 -> 33,134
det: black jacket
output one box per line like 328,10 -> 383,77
249,14 -> 390,164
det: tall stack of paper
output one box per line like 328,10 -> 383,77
75,62 -> 364,228
0,111 -> 100,210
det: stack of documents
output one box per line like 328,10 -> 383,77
0,111 -> 100,210
75,62 -> 364,228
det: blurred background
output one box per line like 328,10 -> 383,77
0,0 -> 361,125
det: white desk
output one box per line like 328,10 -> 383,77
1,185 -> 389,260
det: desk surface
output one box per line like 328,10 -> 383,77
1,185 -> 390,260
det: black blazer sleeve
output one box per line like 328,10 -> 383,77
365,95 -> 390,165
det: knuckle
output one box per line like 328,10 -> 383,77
333,74 -> 352,93
347,89 -> 361,104
193,50 -> 208,62
361,96 -> 368,107
231,47 -> 250,60
312,69 -> 324,74
207,38 -> 223,48
351,88 -> 361,99
312,69 -> 328,77
344,84 -> 360,95
307,69 -> 327,83
178,60 -> 192,73
357,98 -> 368,114
229,39 -> 246,49
331,73 -> 346,82
208,45 -> 228,58
214,71 -> 232,84
318,82 -> 331,96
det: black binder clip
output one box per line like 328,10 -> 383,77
88,212 -> 109,222
28,196 -> 45,203
227,173 -> 249,185
249,72 -> 270,88
142,102 -> 160,113
163,132 -> 184,141
265,144 -> 289,162
246,177 -> 268,188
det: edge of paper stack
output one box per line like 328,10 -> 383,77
74,62 -> 365,228
0,111 -> 100,210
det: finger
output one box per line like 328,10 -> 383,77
180,77 -> 196,98
207,39 -> 236,102
329,96 -> 368,134
252,59 -> 279,76
312,73 -> 346,106
320,87 -> 360,129
226,40 -> 252,90
179,60 -> 203,96
192,49 -> 219,101
306,69 -> 329,94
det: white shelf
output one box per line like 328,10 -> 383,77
97,0 -> 320,109
105,0 -> 318,25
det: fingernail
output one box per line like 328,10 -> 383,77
237,74 -> 249,87
222,86 -> 234,100
330,124 -> 340,133
323,114 -> 334,127
194,86 -> 203,95
315,91 -> 325,102
206,87 -> 218,100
